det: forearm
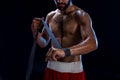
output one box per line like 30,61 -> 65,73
37,32 -> 50,48
69,37 -> 98,56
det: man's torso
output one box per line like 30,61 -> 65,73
48,5 -> 84,62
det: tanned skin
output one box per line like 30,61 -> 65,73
31,0 -> 98,62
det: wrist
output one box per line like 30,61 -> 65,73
62,48 -> 71,57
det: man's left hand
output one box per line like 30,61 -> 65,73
45,47 -> 65,61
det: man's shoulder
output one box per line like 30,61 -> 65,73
47,9 -> 57,17
46,10 -> 57,22
73,6 -> 91,23
74,6 -> 88,16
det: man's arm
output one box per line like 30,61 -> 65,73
69,11 -> 98,56
35,11 -> 57,48
31,15 -> 51,48
45,11 -> 98,61
36,28 -> 50,48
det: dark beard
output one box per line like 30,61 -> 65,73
56,0 -> 71,10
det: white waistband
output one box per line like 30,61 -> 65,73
47,61 -> 83,73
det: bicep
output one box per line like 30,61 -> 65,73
80,13 -> 96,41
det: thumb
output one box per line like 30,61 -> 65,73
40,17 -> 44,20
52,53 -> 57,61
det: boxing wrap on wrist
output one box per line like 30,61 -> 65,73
62,48 -> 71,57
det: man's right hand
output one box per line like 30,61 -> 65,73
31,17 -> 44,37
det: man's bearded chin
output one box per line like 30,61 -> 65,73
56,0 -> 71,10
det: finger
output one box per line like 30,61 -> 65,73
45,57 -> 50,62
46,48 -> 52,56
45,56 -> 53,62
32,20 -> 40,24
33,17 -> 45,23
40,17 -> 44,20
32,18 -> 42,27
51,52 -> 57,61
32,22 -> 40,31
31,23 -> 38,36
33,18 -> 41,21
45,48 -> 53,61
36,17 -> 44,21
42,17 -> 44,19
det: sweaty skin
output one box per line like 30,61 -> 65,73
31,0 -> 98,62
48,5 -> 84,62
32,4 -> 98,62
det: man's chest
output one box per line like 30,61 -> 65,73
49,14 -> 79,37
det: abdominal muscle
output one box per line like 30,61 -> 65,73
51,36 -> 81,62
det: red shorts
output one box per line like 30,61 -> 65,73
44,68 -> 86,80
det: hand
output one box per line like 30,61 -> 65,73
31,17 -> 44,37
45,47 -> 65,61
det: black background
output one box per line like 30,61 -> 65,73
0,0 -> 119,80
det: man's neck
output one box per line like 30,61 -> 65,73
58,4 -> 76,14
